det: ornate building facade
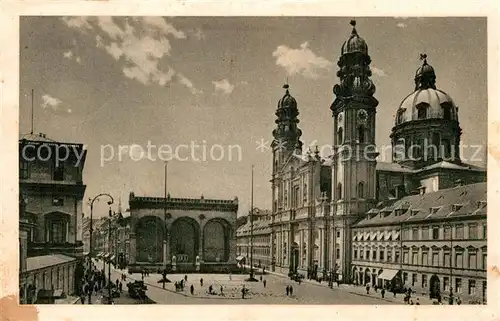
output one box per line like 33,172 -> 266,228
128,193 -> 238,273
19,132 -> 87,302
268,20 -> 486,298
236,208 -> 272,269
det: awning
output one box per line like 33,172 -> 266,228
236,256 -> 245,261
378,269 -> 399,280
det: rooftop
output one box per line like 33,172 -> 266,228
354,182 -> 486,227
129,193 -> 238,212
26,254 -> 77,272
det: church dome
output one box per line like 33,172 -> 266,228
395,54 -> 459,126
277,84 -> 297,109
341,20 -> 368,55
395,89 -> 458,126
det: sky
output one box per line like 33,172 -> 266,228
19,16 -> 487,218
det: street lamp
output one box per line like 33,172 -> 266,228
88,193 -> 114,304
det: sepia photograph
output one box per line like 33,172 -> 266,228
16,15 -> 488,306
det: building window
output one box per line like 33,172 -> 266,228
412,273 -> 417,286
482,252 -> 487,270
20,161 -> 30,179
403,272 -> 408,284
444,277 -> 450,292
442,104 -> 452,120
387,249 -> 392,262
455,224 -> 464,239
412,228 -> 419,240
417,105 -> 427,119
365,250 -> 370,260
53,162 -> 64,181
444,226 -> 451,239
48,220 -> 66,243
379,250 -> 384,261
468,224 -> 478,239
468,280 -> 476,295
432,252 -> 439,266
422,226 -> 429,240
336,248 -> 340,260
422,251 -> 428,265
337,127 -> 343,145
455,252 -> 463,268
358,125 -> 365,143
422,274 -> 428,288
483,225 -> 487,239
372,250 -> 376,260
303,183 -> 307,204
336,183 -> 342,200
336,231 -> 340,238
360,249 -> 364,260
455,278 -> 462,293
412,251 -> 418,265
432,227 -> 439,240
402,250 -> 408,264
353,249 -> 358,260
357,181 -> 364,198
469,251 -> 477,269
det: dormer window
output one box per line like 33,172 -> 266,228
396,108 -> 406,124
411,209 -> 419,216
442,103 -> 452,120
452,204 -> 463,212
430,207 -> 440,215
417,103 -> 428,120
477,200 -> 486,209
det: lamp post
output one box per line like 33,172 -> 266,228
88,193 -> 114,305
250,165 -> 254,279
164,161 -> 168,269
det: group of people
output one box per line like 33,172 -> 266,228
79,268 -> 107,304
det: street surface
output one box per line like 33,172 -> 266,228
93,260 -> 399,304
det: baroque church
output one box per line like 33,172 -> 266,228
269,20 -> 486,283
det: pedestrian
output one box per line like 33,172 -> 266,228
80,294 -> 86,304
457,297 -> 462,305
416,298 -> 420,305
200,278 -> 204,287
229,272 -> 232,281
437,293 -> 442,304
241,286 -> 246,299
289,285 -> 294,296
286,285 -> 290,296
393,288 -> 396,298
208,285 -> 213,295
263,279 -> 267,288
366,284 -> 370,294
190,284 -> 194,295
220,285 -> 224,295
260,275 -> 263,282
119,282 -> 123,293
381,288 -> 385,298
184,275 -> 188,282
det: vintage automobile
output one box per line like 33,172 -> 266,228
127,280 -> 148,300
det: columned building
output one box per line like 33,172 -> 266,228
128,193 -> 238,273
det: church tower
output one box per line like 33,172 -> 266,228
330,21 -> 379,281
270,84 -> 303,271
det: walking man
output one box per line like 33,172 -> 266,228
286,285 -> 290,296
289,285 -> 294,296
263,279 -> 267,288
190,284 -> 194,295
200,278 -> 204,287
381,288 -> 386,299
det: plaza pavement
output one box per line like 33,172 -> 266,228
92,260 -> 408,304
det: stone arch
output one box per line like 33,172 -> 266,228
135,216 -> 165,263
170,217 -> 200,263
203,218 -> 231,262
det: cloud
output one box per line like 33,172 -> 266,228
178,73 -> 203,94
62,17 -> 200,93
272,41 -> 332,79
212,79 -> 235,95
396,22 -> 407,28
41,94 -> 62,110
63,50 -> 82,64
190,28 -> 205,40
371,66 -> 387,77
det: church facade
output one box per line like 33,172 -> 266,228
269,20 -> 486,302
